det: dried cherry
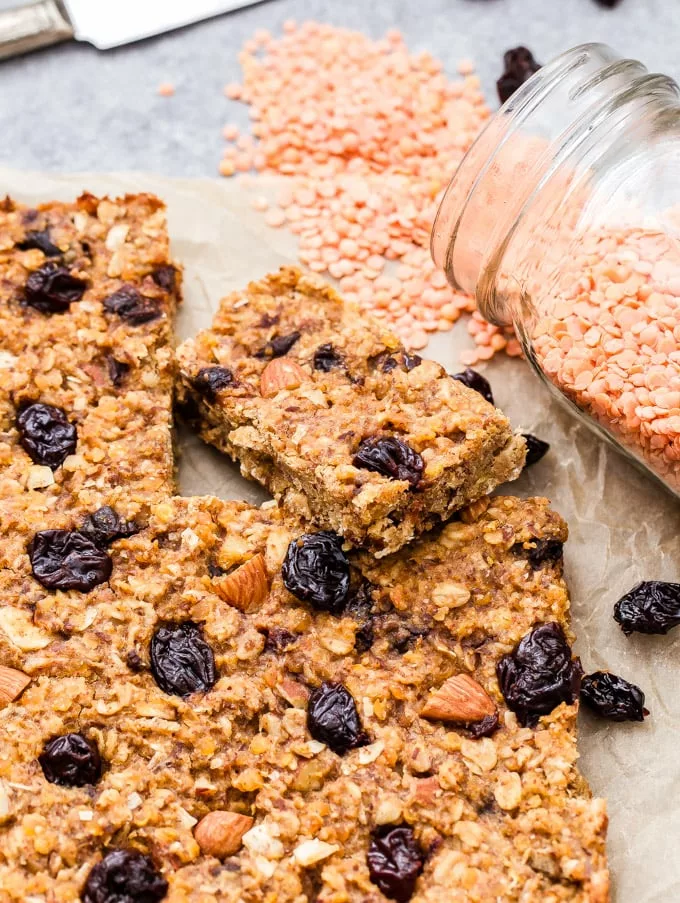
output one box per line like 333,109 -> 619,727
497,47 -> 541,104
367,824 -> 424,902
151,265 -> 177,292
313,343 -> 345,372
353,437 -> 423,487
346,581 -> 375,652
263,627 -> 298,653
496,622 -> 583,727
81,849 -> 168,903
107,356 -> 130,387
39,732 -> 102,786
24,262 -> 87,314
580,671 -> 648,722
282,532 -> 350,614
16,402 -> 77,469
29,530 -> 112,592
307,681 -> 368,754
451,367 -> 494,405
80,507 -> 138,547
402,352 -> 422,371
17,229 -> 61,257
513,537 -> 563,570
255,331 -> 301,359
150,622 -> 217,697
614,581 -> 680,635
468,711 -> 500,739
103,285 -> 161,325
522,433 -> 550,467
192,366 -> 237,398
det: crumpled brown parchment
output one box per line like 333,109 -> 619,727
3,165 -> 679,903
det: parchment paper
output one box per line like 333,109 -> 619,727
3,165 -> 680,903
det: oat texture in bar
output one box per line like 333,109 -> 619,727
0,194 -> 180,523
176,267 -> 526,556
0,494 -> 607,901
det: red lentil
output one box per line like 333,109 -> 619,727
220,21 -> 496,351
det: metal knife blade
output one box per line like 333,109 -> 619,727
63,0 -> 265,50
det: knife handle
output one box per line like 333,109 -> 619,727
0,0 -> 73,61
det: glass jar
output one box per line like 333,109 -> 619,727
432,43 -> 680,495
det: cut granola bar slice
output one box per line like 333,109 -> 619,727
176,267 -> 526,556
0,494 -> 607,901
0,193 -> 180,519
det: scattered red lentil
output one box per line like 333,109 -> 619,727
158,82 -> 175,97
220,21 -> 501,352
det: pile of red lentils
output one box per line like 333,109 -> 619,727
220,20 -> 517,356
533,227 -> 680,487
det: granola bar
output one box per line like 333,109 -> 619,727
0,494 -> 608,901
176,267 -> 526,556
0,193 -> 180,522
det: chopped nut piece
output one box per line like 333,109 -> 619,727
0,666 -> 31,707
260,357 -> 308,397
421,674 -> 496,723
194,810 -> 254,859
293,838 -> 340,866
212,553 -> 269,612
494,771 -> 523,811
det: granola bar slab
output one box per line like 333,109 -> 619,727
0,194 -> 180,522
176,267 -> 526,556
0,494 -> 608,901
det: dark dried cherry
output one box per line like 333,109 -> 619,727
513,537 -> 563,570
107,356 -> 130,387
151,265 -> 177,292
103,285 -> 161,325
594,0 -> 622,6
580,671 -> 648,722
614,581 -> 680,635
80,507 -> 138,547
367,824 -> 424,902
346,581 -> 375,652
255,331 -> 301,360
81,849 -> 168,903
313,343 -> 345,372
24,262 -> 87,314
468,711 -> 500,739
522,433 -> 550,467
402,352 -> 422,371
17,229 -> 61,257
39,732 -> 102,786
150,622 -> 217,697
353,437 -> 423,487
16,402 -> 77,469
192,366 -> 237,398
497,47 -> 541,104
29,530 -> 112,592
307,681 -> 368,754
263,627 -> 298,653
282,532 -> 350,614
450,368 -> 494,405
496,622 -> 583,727
126,649 -> 145,672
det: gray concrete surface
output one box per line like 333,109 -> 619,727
0,0 -> 676,176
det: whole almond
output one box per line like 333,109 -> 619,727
0,666 -> 31,707
212,553 -> 269,613
194,810 -> 254,859
421,674 -> 496,723
260,358 -> 307,397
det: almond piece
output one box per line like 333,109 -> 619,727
421,674 -> 495,723
212,553 -> 269,613
194,810 -> 254,859
0,665 -> 31,707
260,358 -> 307,397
